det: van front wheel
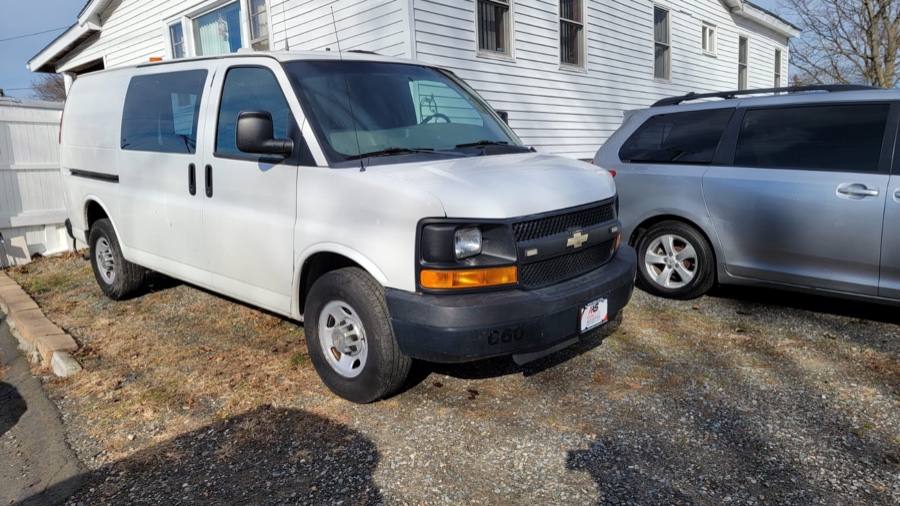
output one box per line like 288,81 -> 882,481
89,219 -> 145,300
305,267 -> 411,403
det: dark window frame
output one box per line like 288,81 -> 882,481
653,6 -> 671,80
477,0 -> 512,57
560,0 -> 584,68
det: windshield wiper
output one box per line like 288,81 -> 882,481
346,147 -> 436,161
454,140 -> 533,153
455,140 -> 509,148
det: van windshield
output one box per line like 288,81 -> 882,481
283,60 -> 526,165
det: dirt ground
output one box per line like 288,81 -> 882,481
6,253 -> 900,505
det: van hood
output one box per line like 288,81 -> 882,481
368,153 -> 616,219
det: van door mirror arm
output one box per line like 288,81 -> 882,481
236,110 -> 294,157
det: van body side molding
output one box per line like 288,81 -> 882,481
69,169 -> 120,183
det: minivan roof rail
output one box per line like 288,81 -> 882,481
651,84 -> 878,107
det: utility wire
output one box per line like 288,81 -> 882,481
0,26 -> 71,43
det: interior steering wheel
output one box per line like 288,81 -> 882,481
419,113 -> 451,125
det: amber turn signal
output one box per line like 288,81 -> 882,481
421,266 -> 518,289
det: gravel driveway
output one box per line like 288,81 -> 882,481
7,257 -> 899,505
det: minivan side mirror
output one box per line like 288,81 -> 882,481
496,110 -> 509,125
236,110 -> 294,157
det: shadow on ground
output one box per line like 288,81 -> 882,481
709,285 -> 900,325
0,381 -> 26,437
26,405 -> 382,506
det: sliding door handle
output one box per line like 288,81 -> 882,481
188,163 -> 196,195
205,165 -> 213,198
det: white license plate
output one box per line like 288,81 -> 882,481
580,297 -> 608,333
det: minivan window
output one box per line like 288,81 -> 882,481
284,60 -> 521,163
121,70 -> 207,154
216,66 -> 291,157
734,104 -> 889,172
618,109 -> 733,164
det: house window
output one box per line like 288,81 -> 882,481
249,0 -> 269,51
169,23 -> 185,59
654,6 -> 670,80
478,0 -> 511,56
774,49 -> 782,87
738,36 -> 749,89
560,0 -> 584,67
193,2 -> 242,56
702,23 -> 716,55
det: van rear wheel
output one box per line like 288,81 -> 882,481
305,267 -> 411,403
89,219 -> 145,300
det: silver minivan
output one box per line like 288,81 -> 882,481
594,85 -> 900,303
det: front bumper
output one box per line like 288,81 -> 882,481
385,246 -> 636,363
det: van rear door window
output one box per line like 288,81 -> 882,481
734,104 -> 889,172
618,108 -> 733,164
121,70 -> 207,154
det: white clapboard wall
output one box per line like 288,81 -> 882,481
0,97 -> 70,267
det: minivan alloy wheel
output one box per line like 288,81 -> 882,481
634,220 -> 715,300
643,233 -> 696,289
318,300 -> 368,378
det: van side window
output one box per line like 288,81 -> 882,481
216,67 -> 290,157
121,70 -> 207,154
618,109 -> 733,164
734,104 -> 889,172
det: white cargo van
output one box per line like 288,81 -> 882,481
60,51 -> 636,403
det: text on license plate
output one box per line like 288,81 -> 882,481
580,297 -> 608,333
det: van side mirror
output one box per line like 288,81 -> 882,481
496,110 -> 509,125
236,110 -> 294,157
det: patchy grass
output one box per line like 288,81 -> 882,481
7,253 -> 320,460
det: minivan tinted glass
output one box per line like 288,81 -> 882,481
619,108 -> 733,164
121,70 -> 207,154
734,104 -> 889,172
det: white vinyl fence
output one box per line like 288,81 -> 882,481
0,97 -> 70,267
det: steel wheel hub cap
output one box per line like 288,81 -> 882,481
318,300 -> 367,378
95,237 -> 116,284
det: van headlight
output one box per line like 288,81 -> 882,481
455,227 -> 482,259
418,220 -> 517,291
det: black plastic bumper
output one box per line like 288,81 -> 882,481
385,246 -> 636,363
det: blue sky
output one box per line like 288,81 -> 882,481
0,0 -> 83,99
0,0 -> 780,100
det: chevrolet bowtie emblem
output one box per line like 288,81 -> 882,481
566,231 -> 588,249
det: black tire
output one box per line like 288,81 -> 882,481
88,219 -> 146,300
634,221 -> 714,299
305,267 -> 412,403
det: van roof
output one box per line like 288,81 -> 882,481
131,50 -> 417,70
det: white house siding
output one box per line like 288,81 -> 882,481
411,0 -> 791,159
269,0 -> 410,57
0,99 -> 69,266
48,0 -> 791,160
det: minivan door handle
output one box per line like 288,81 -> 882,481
205,165 -> 213,198
837,184 -> 879,197
188,163 -> 196,196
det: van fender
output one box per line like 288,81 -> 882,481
291,243 -> 389,319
